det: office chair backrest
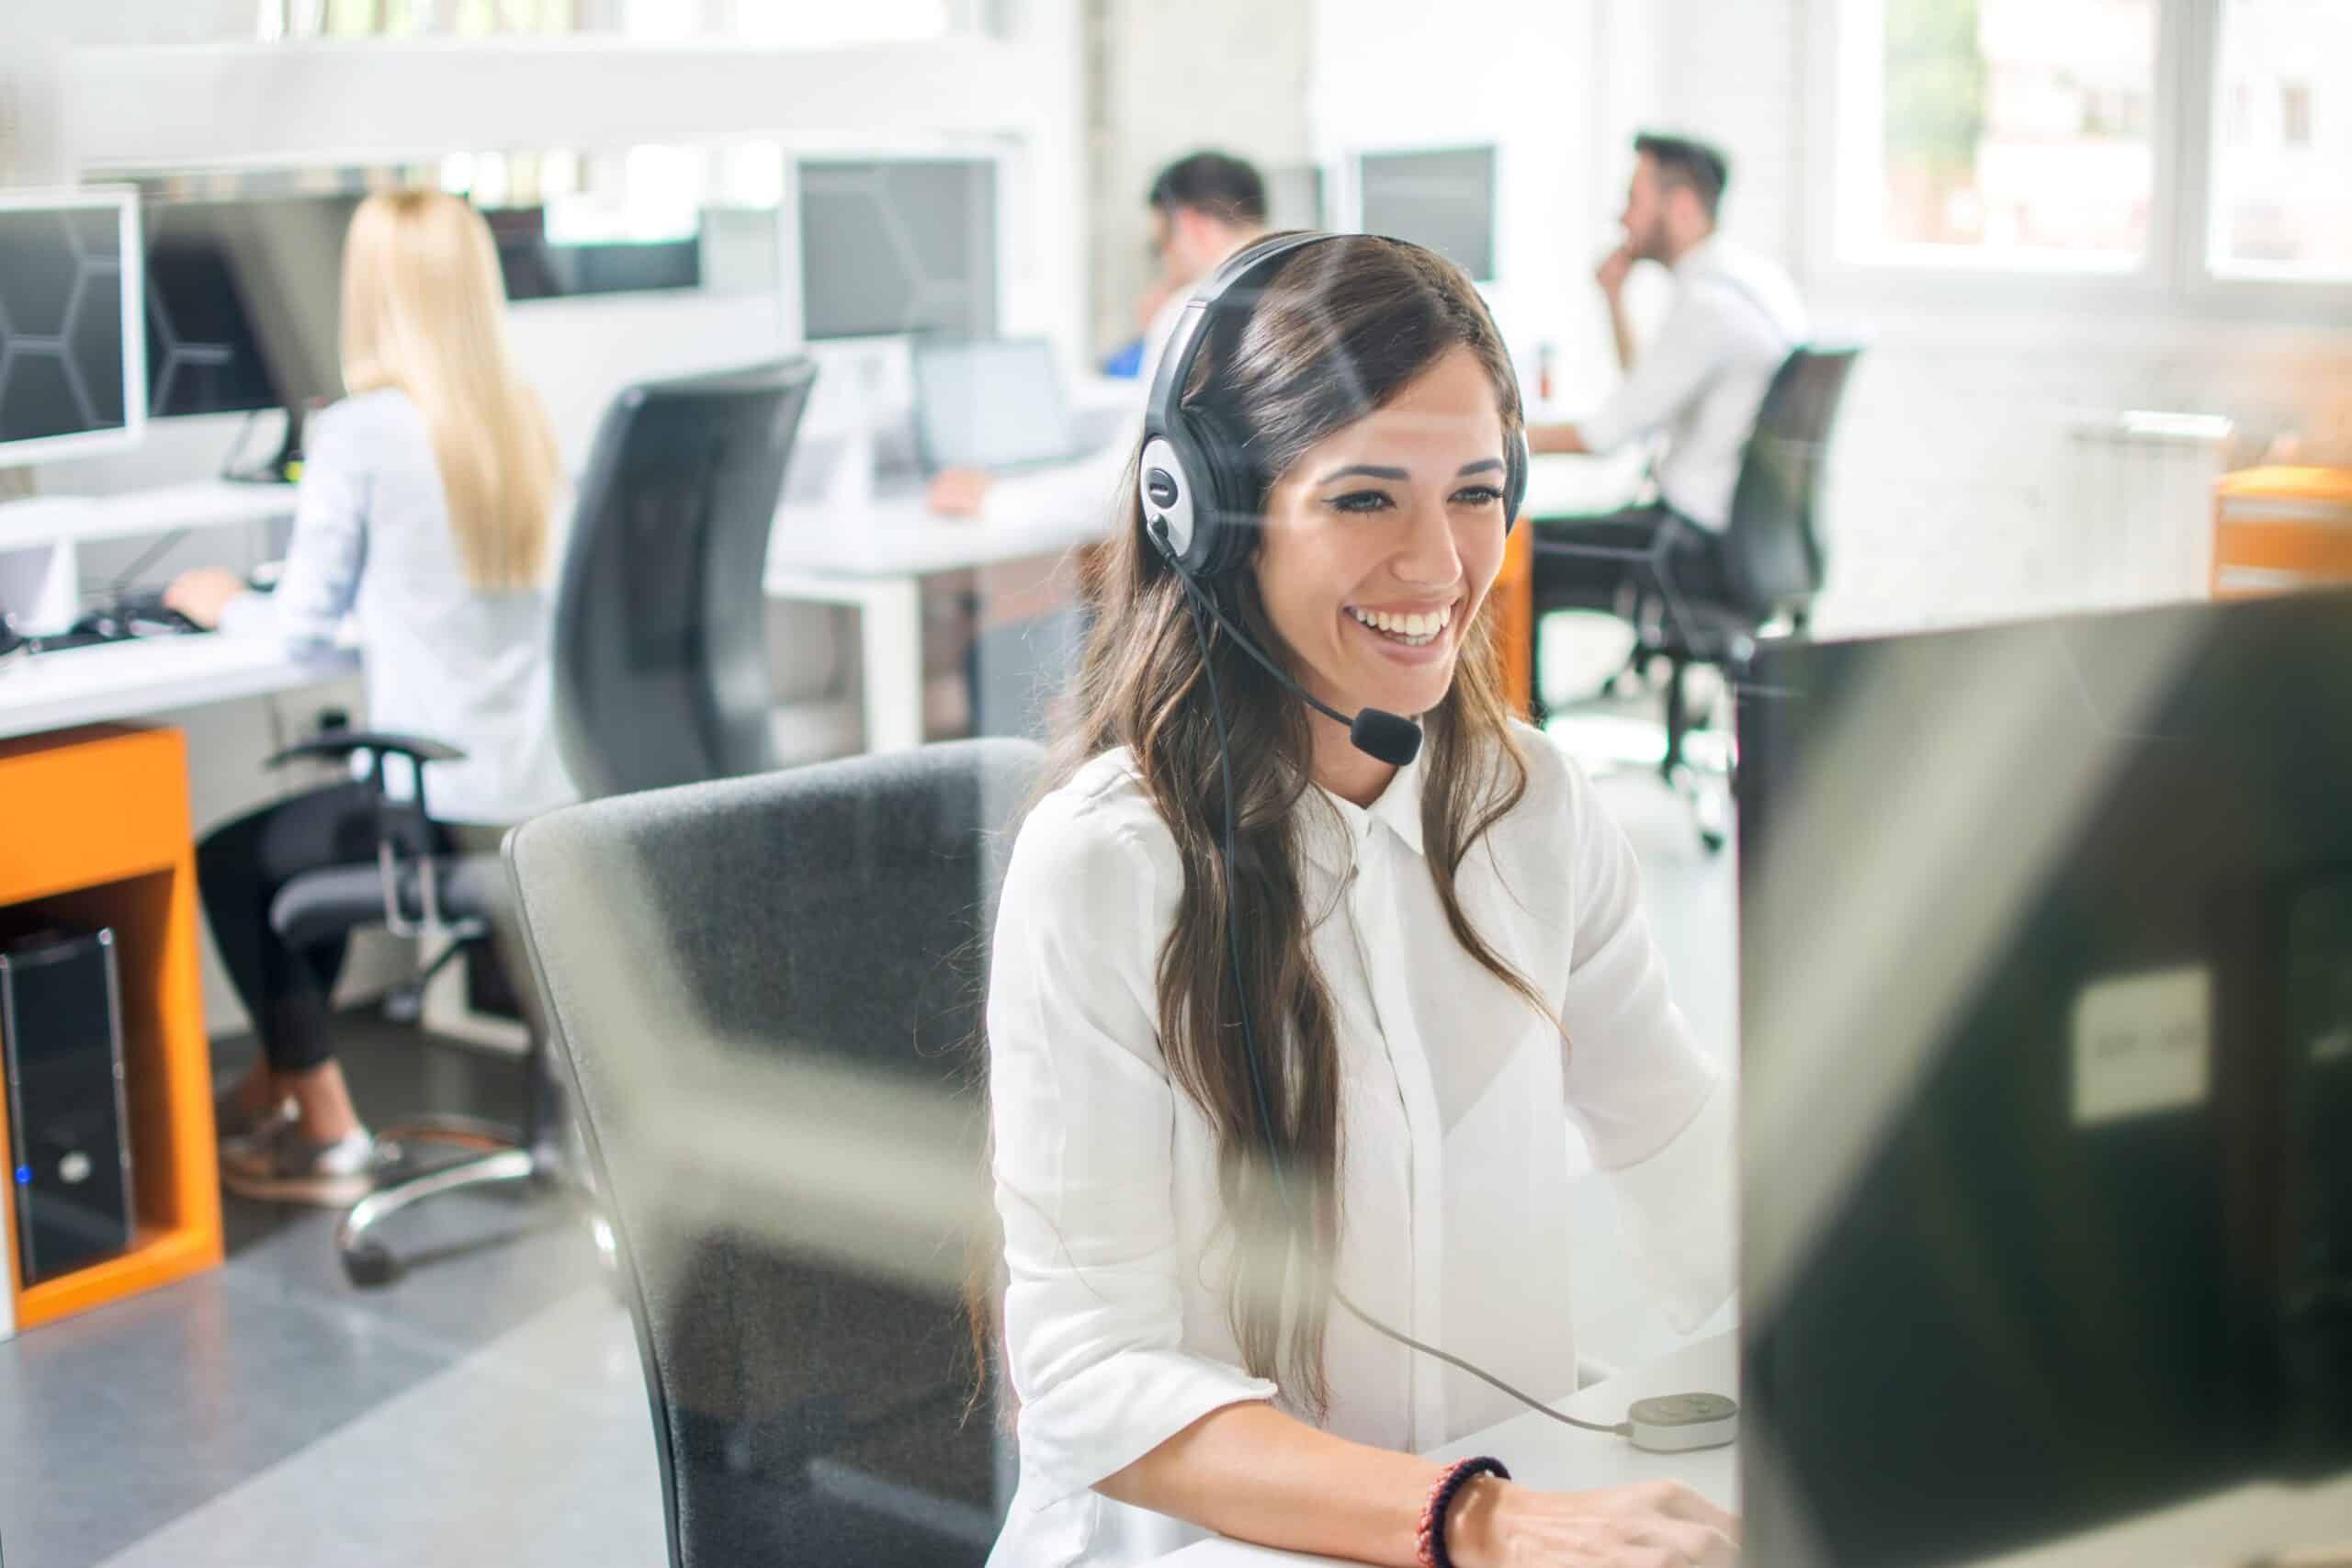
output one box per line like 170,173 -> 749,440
507,739 -> 1042,1568
1721,344 -> 1862,621
553,359 -> 816,798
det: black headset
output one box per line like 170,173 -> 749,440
1137,231 -> 1529,581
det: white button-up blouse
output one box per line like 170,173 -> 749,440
984,725 -> 1733,1567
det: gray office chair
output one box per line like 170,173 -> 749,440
1531,344 -> 1862,850
254,359 -> 819,1285
506,738 -> 1040,1568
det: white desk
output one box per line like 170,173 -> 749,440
0,635 -> 355,742
764,488 -> 1106,753
0,479 -> 296,550
0,481 -> 331,742
1152,1332 -> 1737,1566
1521,449 -> 1649,519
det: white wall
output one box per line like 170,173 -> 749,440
1083,0 -> 1314,359
1656,0 -> 2352,634
1310,0 -> 1627,415
0,0 -> 253,186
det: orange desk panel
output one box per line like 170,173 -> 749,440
1495,518 -> 1535,719
0,724 -> 221,1332
2211,466 -> 2352,600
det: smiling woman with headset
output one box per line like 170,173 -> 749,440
981,233 -> 1738,1568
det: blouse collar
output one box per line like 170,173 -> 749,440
1302,742 -> 1429,874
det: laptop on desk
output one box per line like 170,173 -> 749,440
910,337 -> 1095,475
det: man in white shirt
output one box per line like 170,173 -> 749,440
1526,133 -> 1806,612
926,151 -> 1270,525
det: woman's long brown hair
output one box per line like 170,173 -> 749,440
975,234 -> 1549,1418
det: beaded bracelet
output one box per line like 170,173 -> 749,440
1416,1455 -> 1510,1568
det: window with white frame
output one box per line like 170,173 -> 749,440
2208,0 -> 2352,281
1832,0 -> 2352,290
294,0 -> 967,41
1838,0 -> 2158,267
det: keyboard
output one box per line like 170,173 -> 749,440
24,595 -> 207,653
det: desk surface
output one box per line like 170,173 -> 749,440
1522,449 -> 1648,519
767,488 -> 1105,582
0,634 -> 354,741
1153,1333 -> 1736,1566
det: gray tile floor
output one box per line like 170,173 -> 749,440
1,681 -> 1736,1568
0,1022 -> 619,1568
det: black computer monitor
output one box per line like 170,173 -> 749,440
0,187 -> 144,468
484,205 -> 704,302
1736,592 -> 2352,1565
142,196 -> 356,474
141,202 -> 350,423
143,202 -> 281,420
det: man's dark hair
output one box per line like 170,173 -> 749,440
1148,151 -> 1268,228
1634,132 -> 1730,220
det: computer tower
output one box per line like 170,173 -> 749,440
2,929 -> 135,1287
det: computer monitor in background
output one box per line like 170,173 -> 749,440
794,156 -> 998,341
0,187 -> 145,468
143,201 -> 285,420
1736,592 -> 2352,1566
910,337 -> 1080,474
1265,164 -> 1327,231
485,205 -> 705,302
1355,146 -> 1497,282
142,195 -> 356,477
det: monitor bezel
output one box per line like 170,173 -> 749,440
0,185 -> 149,470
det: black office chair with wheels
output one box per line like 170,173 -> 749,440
248,359 -> 819,1285
1530,344 -> 1861,850
506,738 -> 1040,1568
551,359 -> 817,795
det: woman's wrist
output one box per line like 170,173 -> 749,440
1434,1469 -> 1512,1568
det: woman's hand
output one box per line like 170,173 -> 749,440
1450,1476 -> 1739,1567
163,568 -> 247,630
926,468 -> 995,517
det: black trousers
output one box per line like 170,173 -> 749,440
1531,504 -> 1735,616
197,783 -> 511,1074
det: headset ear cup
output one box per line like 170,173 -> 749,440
1504,426 -> 1529,533
1137,434 -> 1201,569
1187,407 -> 1259,576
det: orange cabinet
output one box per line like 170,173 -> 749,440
1495,517 -> 1534,719
2212,467 -> 2352,599
0,724 -> 221,1334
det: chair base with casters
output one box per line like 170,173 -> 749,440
256,732 -> 586,1287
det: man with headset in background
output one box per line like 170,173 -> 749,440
1525,132 -> 1807,613
925,150 -> 1270,522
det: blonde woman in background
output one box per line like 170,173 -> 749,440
167,189 -> 577,1203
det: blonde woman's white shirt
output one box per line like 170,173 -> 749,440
219,388 -> 578,825
985,726 -> 1733,1567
